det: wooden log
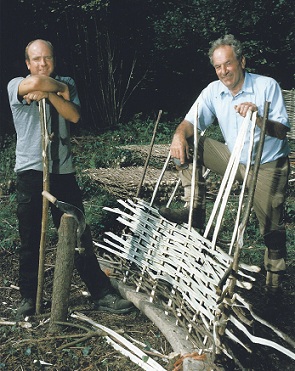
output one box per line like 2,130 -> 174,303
111,279 -> 214,370
49,214 -> 77,333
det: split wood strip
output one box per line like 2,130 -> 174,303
71,312 -> 167,371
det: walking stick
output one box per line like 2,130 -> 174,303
36,98 -> 50,314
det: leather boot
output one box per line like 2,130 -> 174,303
264,248 -> 286,293
159,206 -> 205,229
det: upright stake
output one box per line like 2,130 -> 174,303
36,98 -> 50,314
216,103 -> 270,345
136,110 -> 162,198
229,102 -> 270,294
188,104 -> 198,229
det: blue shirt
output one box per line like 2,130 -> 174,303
185,72 -> 290,165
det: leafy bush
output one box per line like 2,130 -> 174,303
0,135 -> 16,193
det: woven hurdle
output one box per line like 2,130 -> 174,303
282,89 -> 295,140
95,110 -> 295,369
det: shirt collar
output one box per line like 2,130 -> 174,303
218,71 -> 253,97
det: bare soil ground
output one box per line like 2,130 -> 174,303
0,248 -> 176,371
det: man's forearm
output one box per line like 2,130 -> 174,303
174,120 -> 194,140
48,93 -> 80,123
18,75 -> 67,97
256,116 -> 289,139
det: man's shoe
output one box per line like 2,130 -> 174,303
159,206 -> 204,229
16,298 -> 35,318
93,293 -> 134,314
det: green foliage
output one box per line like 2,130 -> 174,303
149,0 -> 295,91
0,135 -> 16,185
285,197 -> 295,222
0,136 -> 18,251
0,196 -> 18,251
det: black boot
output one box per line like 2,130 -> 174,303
16,297 -> 35,319
159,206 -> 205,229
92,292 -> 134,314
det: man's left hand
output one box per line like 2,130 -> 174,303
234,102 -> 258,118
23,91 -> 48,104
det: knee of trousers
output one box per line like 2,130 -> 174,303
263,230 -> 286,257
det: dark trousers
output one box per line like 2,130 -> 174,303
16,170 -> 112,300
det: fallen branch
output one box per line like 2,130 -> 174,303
57,331 -> 101,351
0,320 -> 31,327
14,333 -> 93,346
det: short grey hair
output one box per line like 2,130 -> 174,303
208,34 -> 243,65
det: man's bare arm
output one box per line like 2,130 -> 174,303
19,75 -> 80,123
234,102 -> 289,140
18,75 -> 68,98
48,92 -> 80,123
170,120 -> 194,164
256,116 -> 289,140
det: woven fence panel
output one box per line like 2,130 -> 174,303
96,198 -> 259,353
282,89 -> 295,140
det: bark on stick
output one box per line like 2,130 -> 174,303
49,214 -> 77,333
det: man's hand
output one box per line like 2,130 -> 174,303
234,102 -> 258,117
170,134 -> 190,165
170,120 -> 194,165
23,91 -> 49,104
234,101 -> 288,139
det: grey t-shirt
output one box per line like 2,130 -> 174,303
7,75 -> 80,174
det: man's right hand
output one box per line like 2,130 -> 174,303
170,119 -> 194,166
170,134 -> 190,166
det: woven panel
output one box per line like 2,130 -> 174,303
96,199 -> 295,361
282,89 -> 295,140
94,110 -> 295,362
96,198 -> 259,352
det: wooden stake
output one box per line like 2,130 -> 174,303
36,98 -> 50,315
136,110 -> 162,198
230,102 -> 270,292
49,214 -> 77,333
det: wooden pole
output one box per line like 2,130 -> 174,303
136,110 -> 162,198
49,214 -> 77,333
213,103 -> 271,343
230,102 -> 270,288
36,99 -> 50,314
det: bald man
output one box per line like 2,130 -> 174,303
8,39 -> 134,318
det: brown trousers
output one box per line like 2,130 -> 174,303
178,136 -> 290,272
